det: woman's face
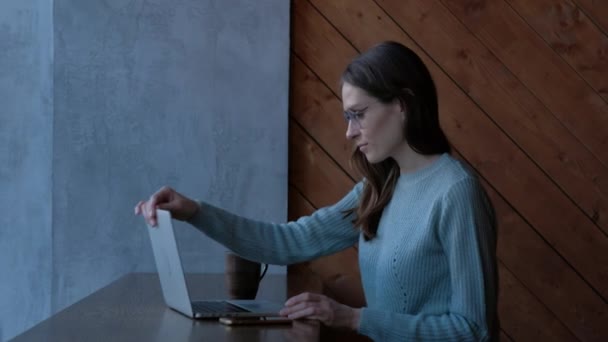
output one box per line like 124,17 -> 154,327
342,82 -> 406,163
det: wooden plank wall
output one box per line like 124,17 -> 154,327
286,0 -> 608,341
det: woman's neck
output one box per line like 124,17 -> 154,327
392,144 -> 443,175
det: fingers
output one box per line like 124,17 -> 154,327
280,301 -> 307,316
157,202 -> 176,211
133,186 -> 174,227
284,306 -> 319,320
141,200 -> 153,227
150,186 -> 177,226
281,293 -> 330,323
145,195 -> 157,226
285,292 -> 322,307
135,186 -> 198,225
134,201 -> 144,215
135,200 -> 152,226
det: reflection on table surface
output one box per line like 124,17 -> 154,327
11,273 -> 323,342
156,307 -> 320,342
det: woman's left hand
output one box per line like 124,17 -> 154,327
279,292 -> 361,330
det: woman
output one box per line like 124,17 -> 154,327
135,41 -> 498,341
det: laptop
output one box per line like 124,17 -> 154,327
146,209 -> 284,319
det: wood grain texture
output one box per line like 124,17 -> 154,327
290,55 -> 353,176
291,0 -> 358,94
288,184 -> 317,220
291,25 -> 586,340
574,0 -> 608,35
12,274 -> 302,342
497,262 -> 577,342
302,0 -> 608,300
499,330 -> 514,342
505,0 -> 608,101
477,157 -> 607,341
310,0 -> 608,299
289,0 -> 607,340
313,0 -> 608,236
438,0 -> 608,166
289,119 -> 354,207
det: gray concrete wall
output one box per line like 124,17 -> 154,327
0,1 -> 54,341
1,0 -> 289,340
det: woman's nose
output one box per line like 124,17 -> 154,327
345,120 -> 359,140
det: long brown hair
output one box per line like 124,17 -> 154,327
342,41 -> 451,240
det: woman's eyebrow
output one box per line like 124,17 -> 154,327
344,104 -> 367,112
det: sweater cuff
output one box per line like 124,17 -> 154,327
186,200 -> 207,227
357,308 -> 390,340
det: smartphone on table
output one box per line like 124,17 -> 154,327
219,317 -> 292,326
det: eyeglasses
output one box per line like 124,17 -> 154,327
343,100 -> 381,129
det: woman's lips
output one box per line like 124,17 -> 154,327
358,144 -> 368,153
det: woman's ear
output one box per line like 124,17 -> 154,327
399,88 -> 414,119
396,99 -> 407,123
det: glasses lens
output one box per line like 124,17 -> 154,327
343,112 -> 356,126
343,111 -> 350,122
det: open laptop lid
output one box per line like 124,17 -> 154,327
147,209 -> 194,317
147,209 -> 285,319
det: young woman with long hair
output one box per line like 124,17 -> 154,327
136,41 -> 498,341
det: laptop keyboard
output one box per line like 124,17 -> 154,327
192,301 -> 249,314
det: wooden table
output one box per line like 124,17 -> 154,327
11,273 -> 321,342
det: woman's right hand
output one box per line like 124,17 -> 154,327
134,186 -> 199,227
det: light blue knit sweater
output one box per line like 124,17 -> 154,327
188,153 -> 497,341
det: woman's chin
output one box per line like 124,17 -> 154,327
364,153 -> 381,164
364,151 -> 393,164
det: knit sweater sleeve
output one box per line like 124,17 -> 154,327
358,177 -> 498,341
186,182 -> 364,265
